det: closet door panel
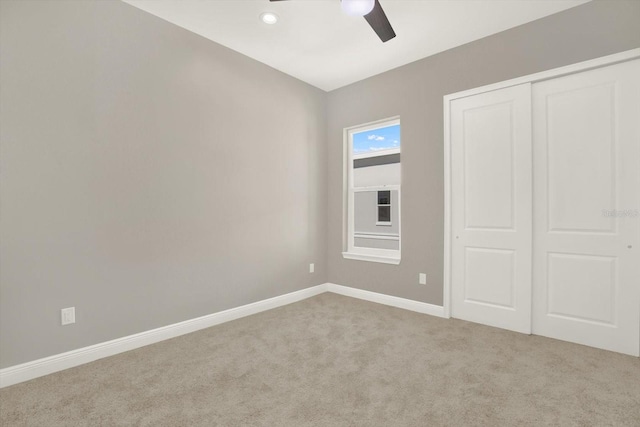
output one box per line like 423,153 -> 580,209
451,84 -> 532,334
545,82 -> 617,233
532,59 -> 640,356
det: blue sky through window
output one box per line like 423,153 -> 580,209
352,124 -> 400,155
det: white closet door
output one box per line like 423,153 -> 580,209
451,84 -> 532,334
532,59 -> 640,356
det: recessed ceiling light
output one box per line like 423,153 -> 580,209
260,12 -> 278,25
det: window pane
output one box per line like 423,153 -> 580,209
355,190 -> 398,231
352,124 -> 401,157
378,190 -> 390,205
351,124 -> 401,189
378,206 -> 391,222
353,189 -> 399,250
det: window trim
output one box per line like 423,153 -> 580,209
342,117 -> 401,264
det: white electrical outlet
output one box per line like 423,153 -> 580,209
419,273 -> 427,285
61,307 -> 75,325
309,263 -> 315,273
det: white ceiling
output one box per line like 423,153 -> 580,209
122,0 -> 589,92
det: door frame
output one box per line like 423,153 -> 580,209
443,48 -> 640,320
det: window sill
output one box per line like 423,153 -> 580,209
342,252 -> 401,265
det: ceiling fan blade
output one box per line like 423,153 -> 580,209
364,0 -> 396,43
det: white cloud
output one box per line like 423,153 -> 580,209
375,136 -> 385,141
367,134 -> 385,141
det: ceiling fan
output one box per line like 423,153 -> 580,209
269,0 -> 396,43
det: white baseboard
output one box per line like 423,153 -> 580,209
327,283 -> 446,318
0,284 -> 327,388
1,282 -> 446,388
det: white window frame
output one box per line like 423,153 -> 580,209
342,117 -> 401,265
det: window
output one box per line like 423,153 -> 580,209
377,190 -> 391,225
343,117 -> 401,264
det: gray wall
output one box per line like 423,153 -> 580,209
326,0 -> 640,305
0,0 -> 327,368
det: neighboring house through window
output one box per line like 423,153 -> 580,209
343,117 -> 401,264
377,190 -> 391,225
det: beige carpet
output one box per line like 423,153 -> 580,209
1,293 -> 639,426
